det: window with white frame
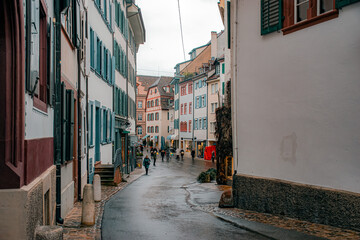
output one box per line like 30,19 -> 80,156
138,101 -> 142,109
199,118 -> 202,130
194,119 -> 198,130
210,122 -> 216,133
202,96 -> 206,107
138,114 -> 142,121
295,0 -> 309,23
211,102 -> 218,113
211,83 -> 219,94
137,126 -> 142,135
318,0 -> 333,14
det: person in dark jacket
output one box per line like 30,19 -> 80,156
143,155 -> 151,175
191,149 -> 195,161
161,149 -> 165,162
153,149 -> 157,166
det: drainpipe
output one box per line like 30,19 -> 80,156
54,0 -> 64,224
77,45 -> 82,201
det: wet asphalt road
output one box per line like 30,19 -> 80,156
102,154 -> 267,240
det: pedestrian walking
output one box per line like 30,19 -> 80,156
143,155 -> 151,175
180,149 -> 184,161
211,151 -> 215,162
150,148 -> 154,159
166,149 -> 170,162
176,148 -> 180,160
153,151 -> 157,166
161,149 -> 165,162
191,149 -> 195,161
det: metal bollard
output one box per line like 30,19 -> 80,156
81,184 -> 95,226
93,174 -> 101,202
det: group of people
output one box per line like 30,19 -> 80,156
142,147 -> 166,175
142,145 -> 215,175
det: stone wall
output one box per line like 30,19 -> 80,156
0,166 -> 56,240
233,173 -> 360,231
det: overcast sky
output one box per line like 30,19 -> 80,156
136,0 -> 224,77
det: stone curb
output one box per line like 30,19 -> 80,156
212,212 -> 327,240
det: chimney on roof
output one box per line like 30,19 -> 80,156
211,31 -> 218,59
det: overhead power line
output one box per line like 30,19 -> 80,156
177,0 -> 186,61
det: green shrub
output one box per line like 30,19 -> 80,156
197,172 -> 210,183
205,168 -> 216,181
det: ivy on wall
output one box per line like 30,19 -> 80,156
215,80 -> 233,185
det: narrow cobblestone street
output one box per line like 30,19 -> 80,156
61,154 -> 360,240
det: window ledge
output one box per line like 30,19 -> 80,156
33,97 -> 48,113
282,10 -> 339,35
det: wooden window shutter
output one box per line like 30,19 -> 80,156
61,83 -> 67,163
108,51 -> 111,83
94,34 -> 98,72
112,113 -> 115,142
47,20 -> 55,107
261,0 -> 282,35
101,45 -> 105,78
90,28 -> 94,68
336,0 -> 360,8
100,107 -> 104,143
66,89 -> 74,161
112,56 -> 115,85
75,0 -> 81,47
88,101 -> 94,146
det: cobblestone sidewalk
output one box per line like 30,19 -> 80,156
62,168 -> 145,240
199,204 -> 360,240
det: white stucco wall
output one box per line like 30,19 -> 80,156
25,95 -> 54,140
232,1 -> 360,193
88,0 -> 114,165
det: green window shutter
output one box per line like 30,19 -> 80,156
222,82 -> 225,95
110,53 -> 113,84
89,101 -> 94,146
204,95 -> 207,107
222,63 -> 225,74
61,83 -> 67,163
121,91 -> 124,116
47,20 -> 55,107
114,88 -> 118,115
104,108 -> 107,142
97,39 -> 101,73
261,0 -> 282,35
126,94 -> 128,117
107,50 -> 110,82
90,28 -> 94,68
112,113 -> 115,142
336,0 -> 360,8
115,1 -> 118,26
66,89 -> 74,161
101,45 -> 105,78
94,34 -> 98,72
